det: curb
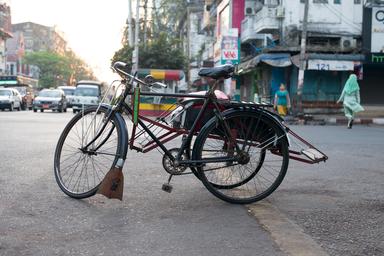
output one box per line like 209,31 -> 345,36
325,118 -> 384,125
284,117 -> 384,126
248,202 -> 330,256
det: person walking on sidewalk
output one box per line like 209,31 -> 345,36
274,84 -> 291,117
337,74 -> 364,129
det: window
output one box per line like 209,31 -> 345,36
218,4 -> 230,37
313,0 -> 328,3
354,0 -> 361,4
265,0 -> 280,6
334,0 -> 341,4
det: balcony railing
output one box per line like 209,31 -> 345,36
241,7 -> 280,41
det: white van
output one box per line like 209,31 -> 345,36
72,81 -> 102,113
58,86 -> 76,108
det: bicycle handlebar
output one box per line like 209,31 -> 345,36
152,82 -> 168,89
112,61 -> 146,86
112,62 -> 167,89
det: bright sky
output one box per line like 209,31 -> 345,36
10,0 -> 129,82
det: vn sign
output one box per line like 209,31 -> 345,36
366,53 -> 384,64
370,53 -> 384,63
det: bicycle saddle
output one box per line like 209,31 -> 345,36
198,64 -> 235,79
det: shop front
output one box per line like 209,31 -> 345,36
290,54 -> 364,112
360,53 -> 384,105
237,53 -> 292,103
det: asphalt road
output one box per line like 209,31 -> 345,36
270,124 -> 384,256
0,111 -> 283,256
0,110 -> 383,256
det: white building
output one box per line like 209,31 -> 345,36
238,0 -> 365,109
179,2 -> 207,89
0,0 -> 12,75
241,0 -> 363,53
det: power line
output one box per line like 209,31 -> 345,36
321,4 -> 361,30
325,3 -> 362,30
321,3 -> 362,31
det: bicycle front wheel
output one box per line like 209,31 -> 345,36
54,106 -> 124,199
192,110 -> 289,204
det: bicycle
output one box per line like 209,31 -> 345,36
54,62 -> 328,204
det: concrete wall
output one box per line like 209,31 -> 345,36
283,1 -> 362,36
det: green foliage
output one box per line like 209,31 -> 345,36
153,0 -> 188,38
24,51 -> 96,88
24,51 -> 71,88
111,44 -> 134,69
111,32 -> 186,71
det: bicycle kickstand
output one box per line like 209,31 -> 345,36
161,175 -> 173,193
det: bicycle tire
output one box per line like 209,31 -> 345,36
54,105 -> 124,199
192,110 -> 289,204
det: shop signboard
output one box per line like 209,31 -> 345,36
372,7 -> 384,52
221,28 -> 240,65
307,60 -> 355,71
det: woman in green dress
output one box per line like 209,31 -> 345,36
337,74 -> 364,129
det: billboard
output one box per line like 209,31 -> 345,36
221,28 -> 240,65
371,7 -> 384,52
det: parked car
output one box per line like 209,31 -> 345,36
11,84 -> 35,110
0,88 -> 22,111
33,89 -> 67,113
72,81 -> 102,113
58,86 -> 76,108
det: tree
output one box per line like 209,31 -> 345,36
65,50 -> 97,84
152,0 -> 188,39
24,51 -> 71,88
24,51 -> 96,88
111,32 -> 186,71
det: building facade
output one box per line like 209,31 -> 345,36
178,0 -> 208,90
238,0 -> 365,111
197,0 -> 245,97
12,22 -> 67,56
0,1 -> 12,75
361,1 -> 384,105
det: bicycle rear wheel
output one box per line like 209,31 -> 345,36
192,110 -> 289,204
54,106 -> 124,199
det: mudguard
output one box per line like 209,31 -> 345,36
112,109 -> 129,161
220,107 -> 288,138
97,104 -> 129,161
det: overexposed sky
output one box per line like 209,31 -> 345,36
10,0 -> 129,82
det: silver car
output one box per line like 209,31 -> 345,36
33,89 -> 68,113
0,88 -> 22,111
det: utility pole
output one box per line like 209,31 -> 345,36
127,0 -> 133,46
132,0 -> 140,74
143,0 -> 148,49
297,0 -> 309,114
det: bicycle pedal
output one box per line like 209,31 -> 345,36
161,183 -> 173,193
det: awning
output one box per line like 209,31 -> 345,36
259,53 -> 292,67
238,53 -> 292,72
137,69 -> 185,81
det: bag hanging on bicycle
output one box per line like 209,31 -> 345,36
171,90 -> 229,131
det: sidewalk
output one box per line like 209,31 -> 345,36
285,105 -> 384,126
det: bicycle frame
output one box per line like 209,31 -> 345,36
81,64 -> 327,167
81,73 -> 240,168
122,86 -> 241,166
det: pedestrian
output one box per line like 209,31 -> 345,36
337,74 -> 364,129
274,83 -> 291,117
